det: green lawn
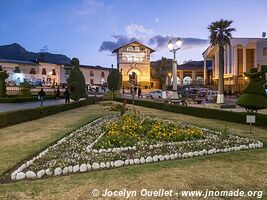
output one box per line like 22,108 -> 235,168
0,102 -> 266,200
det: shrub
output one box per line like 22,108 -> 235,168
0,71 -> 9,98
0,97 -> 102,128
19,80 -> 32,96
107,68 -> 122,91
68,58 -> 87,101
0,96 -> 56,103
115,97 -> 267,128
237,66 -> 267,112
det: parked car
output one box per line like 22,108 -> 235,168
206,90 -> 218,102
149,90 -> 171,99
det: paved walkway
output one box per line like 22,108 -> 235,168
0,99 -> 65,112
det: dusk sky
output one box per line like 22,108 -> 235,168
0,0 -> 266,67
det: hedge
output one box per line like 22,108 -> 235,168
0,96 -> 57,103
0,97 -> 102,128
115,97 -> 267,128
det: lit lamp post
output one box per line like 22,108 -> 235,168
168,38 -> 182,99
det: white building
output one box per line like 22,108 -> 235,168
0,59 -> 110,87
203,37 -> 267,91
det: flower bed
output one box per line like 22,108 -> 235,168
10,114 -> 263,181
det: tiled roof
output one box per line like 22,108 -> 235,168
0,58 -> 38,65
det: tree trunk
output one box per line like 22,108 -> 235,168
217,45 -> 225,104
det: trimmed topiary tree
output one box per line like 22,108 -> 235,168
20,79 -> 32,97
67,58 -> 86,101
107,67 -> 122,91
237,66 -> 267,113
0,70 -> 9,98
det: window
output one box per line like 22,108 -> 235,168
42,68 -> 46,75
30,68 -> 36,74
14,66 -> 20,73
127,46 -> 133,51
90,71 -> 94,76
90,79 -> 94,84
101,72 -> 105,77
52,69 -> 56,75
135,47 -> 140,51
263,47 -> 267,56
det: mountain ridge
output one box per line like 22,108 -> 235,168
0,43 -> 71,64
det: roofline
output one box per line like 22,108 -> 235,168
112,41 -> 155,53
0,58 -> 38,65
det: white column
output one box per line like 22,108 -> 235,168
224,45 -> 227,74
243,47 -> 247,73
227,44 -> 231,74
204,58 -> 207,85
231,46 -> 235,75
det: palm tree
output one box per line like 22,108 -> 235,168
208,19 -> 235,104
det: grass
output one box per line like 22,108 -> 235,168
0,102 -> 266,199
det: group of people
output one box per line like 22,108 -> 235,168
122,86 -> 142,98
37,88 -> 71,106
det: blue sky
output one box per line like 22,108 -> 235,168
0,0 -> 266,67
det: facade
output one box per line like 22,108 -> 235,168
203,37 -> 267,91
0,59 -> 110,87
112,41 -> 155,88
176,60 -> 212,86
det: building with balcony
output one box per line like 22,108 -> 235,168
202,37 -> 267,91
112,41 -> 155,88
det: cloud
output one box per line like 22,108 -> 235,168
125,24 -> 154,40
99,23 -> 209,53
148,35 -> 209,49
99,35 -> 140,52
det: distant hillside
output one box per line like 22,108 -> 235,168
0,43 -> 71,64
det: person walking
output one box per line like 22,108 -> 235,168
64,88 -> 70,103
138,87 -> 142,98
38,88 -> 46,106
55,88 -> 60,99
134,86 -> 137,96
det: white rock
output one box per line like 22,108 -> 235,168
153,155 -> 159,162
164,155 -> 170,160
208,150 -> 213,155
11,173 -> 16,180
45,168 -> 53,176
124,160 -> 129,166
80,164 -> 87,172
188,152 -> 193,157
149,145 -> 153,150
106,162 -> 110,168
68,166 -> 73,173
87,164 -> 92,170
54,167 -> 62,176
129,159 -> 134,165
36,169 -> 45,178
203,149 -> 207,155
182,153 -> 188,158
114,160 -> 124,167
16,172 -> 25,180
170,154 -> 175,160
112,148 -> 117,153
73,165 -> 80,173
92,163 -> 100,170
100,162 -> 106,169
178,153 -> 182,158
140,157 -> 145,164
199,151 -> 204,156
145,156 -> 153,163
62,167 -> 68,175
159,155 -> 165,161
193,151 -> 199,157
110,161 -> 114,167
25,171 -> 36,179
134,159 -> 140,164
132,146 -> 137,151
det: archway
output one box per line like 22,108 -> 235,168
183,76 -> 192,85
196,76 -> 204,85
129,71 -> 138,86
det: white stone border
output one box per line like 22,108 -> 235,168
11,142 -> 263,181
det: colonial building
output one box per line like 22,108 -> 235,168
0,59 -> 110,87
112,41 -> 155,88
202,37 -> 267,91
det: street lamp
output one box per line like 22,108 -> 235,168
168,38 -> 182,99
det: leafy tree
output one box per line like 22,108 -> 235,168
107,68 -> 122,91
151,57 -> 172,90
237,66 -> 267,113
67,58 -> 86,101
208,19 -> 235,104
0,70 -> 9,98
